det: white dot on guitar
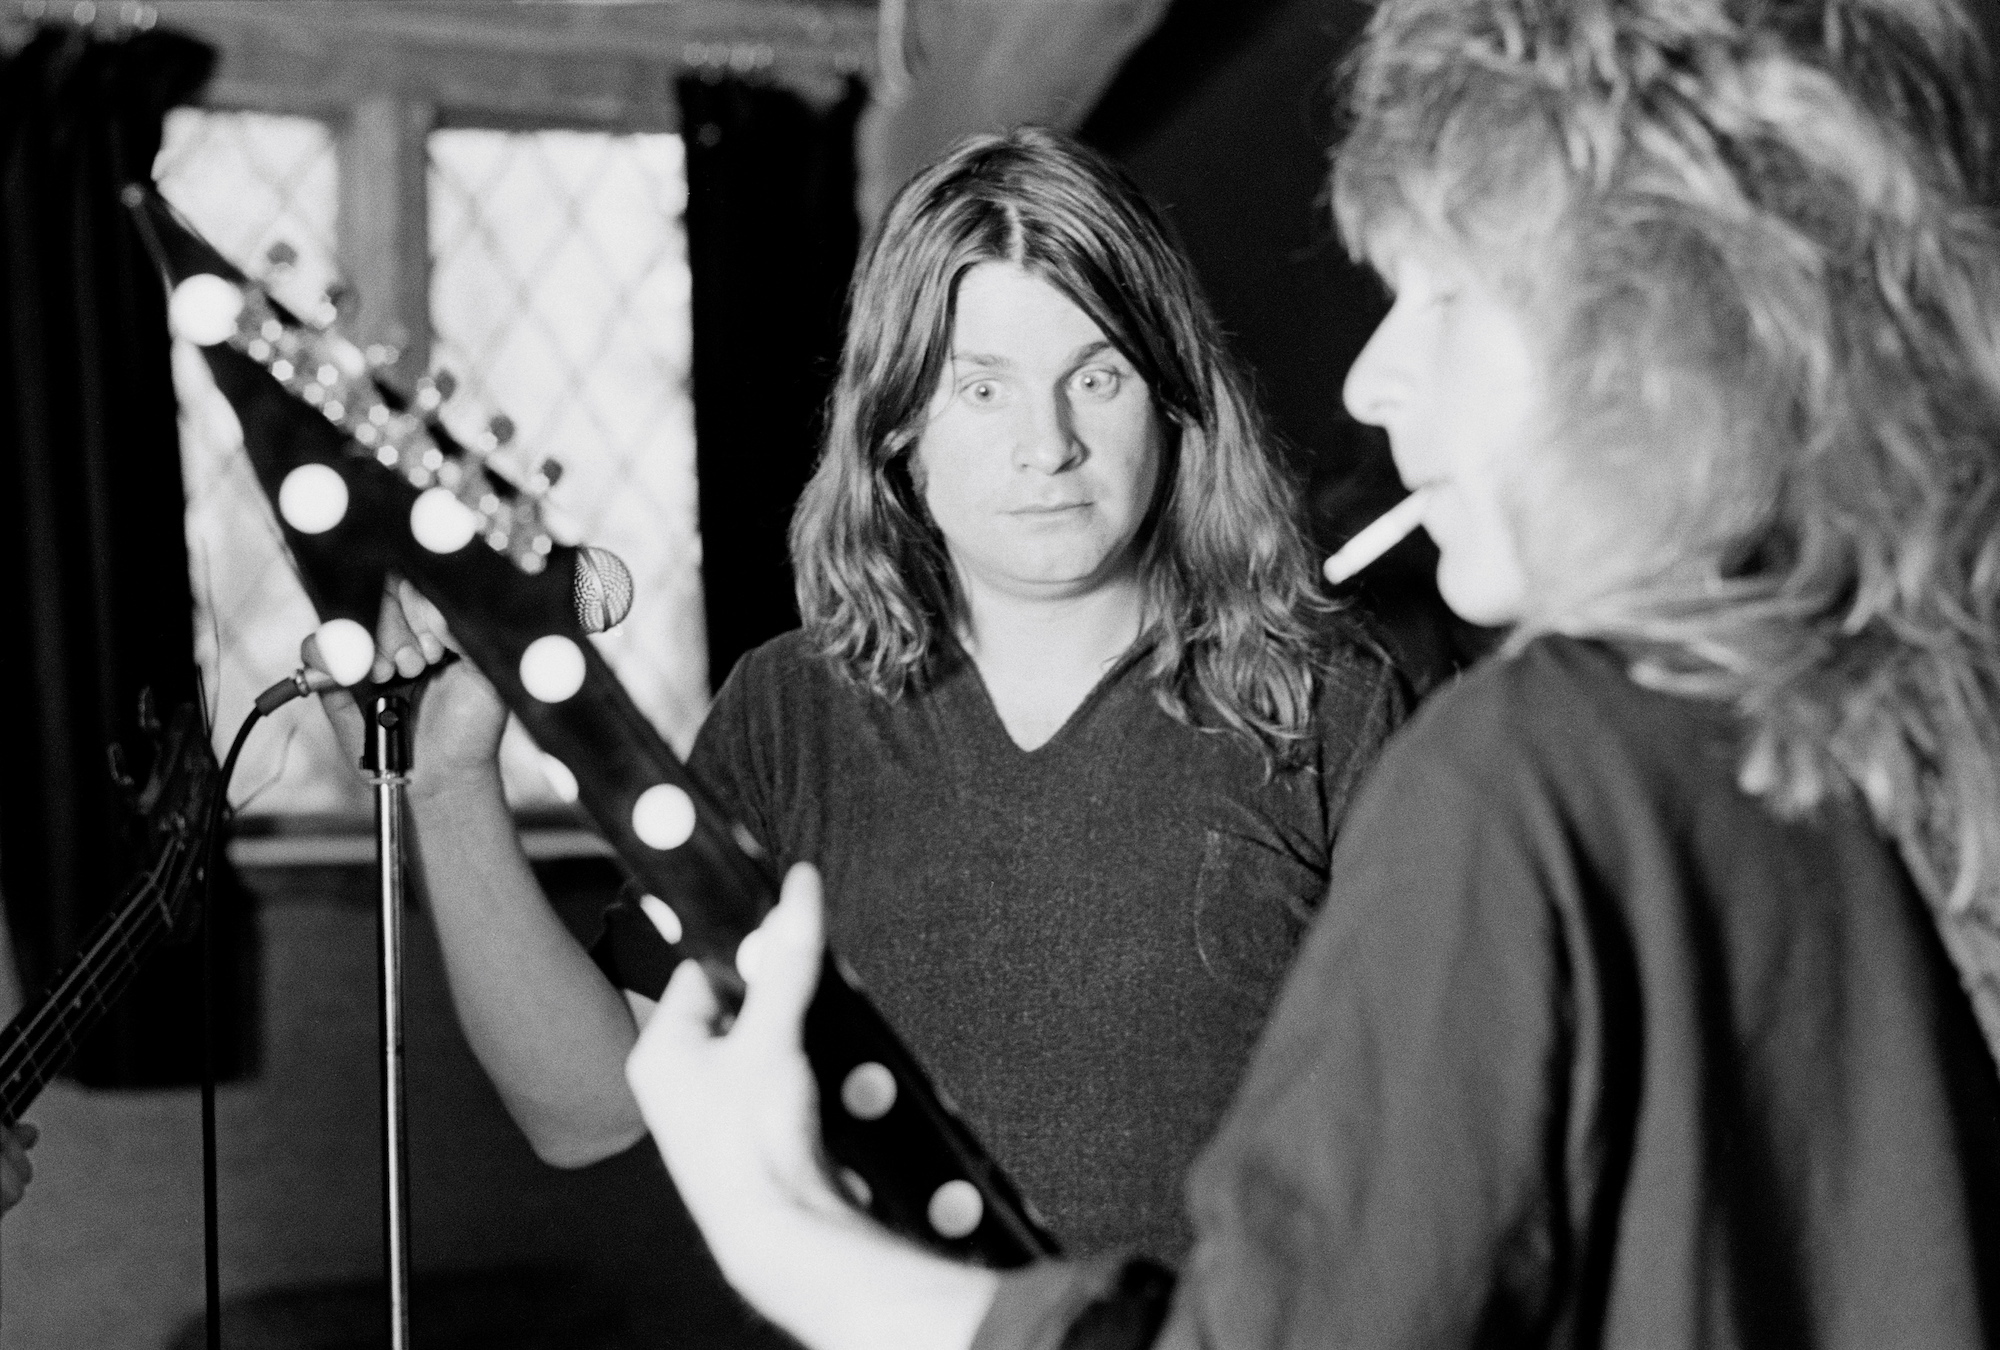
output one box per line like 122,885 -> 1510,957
838,1169 -> 873,1209
278,464 -> 348,534
841,1062 -> 897,1120
519,635 -> 586,703
312,618 -> 375,688
638,894 -> 683,945
927,1180 -> 983,1239
167,273 -> 243,346
409,486 -> 478,554
632,784 -> 697,851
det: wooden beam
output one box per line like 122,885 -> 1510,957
337,96 -> 434,387
150,1 -> 875,129
856,0 -> 1170,224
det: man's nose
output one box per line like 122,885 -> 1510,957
1342,316 -> 1401,430
1014,389 -> 1082,472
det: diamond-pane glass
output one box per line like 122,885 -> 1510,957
156,109 -> 362,815
429,128 -> 708,809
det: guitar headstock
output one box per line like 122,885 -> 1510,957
163,249 -> 564,577
116,700 -> 222,938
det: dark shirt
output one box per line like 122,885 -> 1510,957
978,635 -> 2000,1347
688,627 -> 1404,1254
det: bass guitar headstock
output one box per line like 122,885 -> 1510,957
166,257 -> 561,579
111,694 -> 223,942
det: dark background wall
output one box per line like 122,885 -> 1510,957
1086,0 -> 1374,504
1081,0 -> 2000,685
1083,0 -> 1500,687
3,855 -> 779,1350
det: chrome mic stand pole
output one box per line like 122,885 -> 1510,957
365,693 -> 415,1350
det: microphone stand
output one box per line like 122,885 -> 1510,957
364,692 -> 415,1350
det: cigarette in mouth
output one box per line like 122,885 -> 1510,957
1322,493 -> 1425,584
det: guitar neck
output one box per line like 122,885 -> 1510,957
0,842 -> 194,1124
129,186 -> 1060,1265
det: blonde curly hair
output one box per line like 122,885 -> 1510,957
1334,0 -> 2000,1049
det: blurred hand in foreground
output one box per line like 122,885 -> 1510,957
1,1121 -> 38,1214
627,864 -> 999,1350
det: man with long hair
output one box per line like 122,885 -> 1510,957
626,1 -> 2000,1346
317,128 -> 1401,1256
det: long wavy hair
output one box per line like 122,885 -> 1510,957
792,127 -> 1330,761
1335,0 -> 2000,1045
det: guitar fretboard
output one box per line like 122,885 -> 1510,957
0,830 -> 205,1123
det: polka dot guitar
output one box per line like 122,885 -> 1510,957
127,184 -> 1060,1269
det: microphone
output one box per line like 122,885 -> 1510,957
573,545 -> 634,634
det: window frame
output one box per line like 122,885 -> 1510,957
158,0 -> 869,386
147,1 -> 871,857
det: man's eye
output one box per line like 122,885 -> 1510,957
1072,367 -> 1122,400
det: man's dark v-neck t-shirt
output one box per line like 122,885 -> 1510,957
687,628 -> 1404,1255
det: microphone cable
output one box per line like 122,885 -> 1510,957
196,665 -> 340,1350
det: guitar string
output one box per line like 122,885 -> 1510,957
0,744 -> 218,1113
0,855 -> 182,1078
0,884 -> 177,1109
0,840 -> 190,1115
0,888 -> 181,1114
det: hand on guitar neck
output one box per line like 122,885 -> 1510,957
0,919 -> 31,1216
628,864 -> 998,1350
302,581 -> 649,1168
1,1121 -> 36,1215
300,580 -> 509,802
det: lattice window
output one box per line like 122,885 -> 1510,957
157,111 -> 707,819
429,128 -> 706,810
157,108 -> 359,816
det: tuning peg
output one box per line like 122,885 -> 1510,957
488,414 -> 515,446
364,343 -> 401,369
530,457 -> 563,491
414,369 -> 456,413
324,280 -> 356,318
107,742 -> 137,793
265,241 -> 298,270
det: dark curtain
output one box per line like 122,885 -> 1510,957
0,24 -> 253,1087
680,75 -> 864,690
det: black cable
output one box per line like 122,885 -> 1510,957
198,820 -> 222,1350
202,703 -> 266,1350
196,668 -> 322,1350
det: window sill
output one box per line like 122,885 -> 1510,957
227,811 -> 613,868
